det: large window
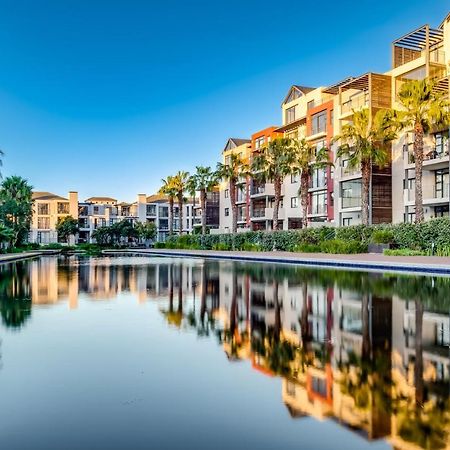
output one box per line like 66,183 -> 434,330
254,136 -> 265,150
147,204 -> 156,216
435,169 -> 449,198
311,111 -> 327,135
311,191 -> 327,215
285,106 -> 296,124
434,131 -> 449,157
37,203 -> 49,215
341,180 -> 361,208
57,202 -> 69,214
310,168 -> 327,189
159,206 -> 169,218
37,217 -> 50,229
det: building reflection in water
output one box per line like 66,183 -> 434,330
0,256 -> 449,449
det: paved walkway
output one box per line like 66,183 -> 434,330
103,248 -> 450,275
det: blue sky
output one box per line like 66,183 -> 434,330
0,0 -> 448,201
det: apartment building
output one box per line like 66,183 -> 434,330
31,191 -> 78,244
216,12 -> 450,230
193,187 -> 220,232
29,191 -> 197,244
219,138 -> 252,233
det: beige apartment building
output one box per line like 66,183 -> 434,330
30,191 -> 197,244
218,12 -> 450,231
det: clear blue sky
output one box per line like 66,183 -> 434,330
0,0 -> 448,201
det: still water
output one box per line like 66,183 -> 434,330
0,256 -> 449,450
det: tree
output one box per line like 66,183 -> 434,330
158,176 -> 177,235
56,215 -> 78,243
333,108 -> 397,225
252,137 -> 294,231
188,166 -> 218,235
292,138 -> 331,228
91,226 -> 110,245
216,153 -> 248,233
172,171 -> 190,236
0,222 -> 14,249
393,79 -> 450,223
135,221 -> 157,244
0,176 -> 33,247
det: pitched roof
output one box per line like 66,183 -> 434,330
439,12 -> 450,29
222,137 -> 251,153
146,194 -> 169,203
282,85 -> 316,105
32,191 -> 68,201
85,196 -> 117,203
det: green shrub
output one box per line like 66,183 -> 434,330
371,229 -> 394,244
291,243 -> 321,253
433,246 -> 450,257
153,242 -> 166,248
212,242 -> 231,251
241,242 -> 262,252
383,248 -> 426,256
319,239 -> 367,254
40,243 -> 64,250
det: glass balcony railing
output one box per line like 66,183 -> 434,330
406,145 -> 449,163
342,197 -> 361,209
341,93 -> 369,114
252,209 -> 266,218
309,204 -> 327,215
251,186 -> 265,195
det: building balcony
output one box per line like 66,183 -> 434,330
250,183 -> 275,198
405,145 -> 450,169
250,207 -> 284,221
404,184 -> 449,205
340,92 -> 369,118
340,197 -> 361,210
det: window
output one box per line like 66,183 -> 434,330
224,189 -> 229,198
311,191 -> 327,215
435,169 -> 449,198
147,204 -> 156,216
37,203 -> 49,215
307,100 -> 315,110
285,106 -> 296,124
311,111 -> 327,135
291,173 -> 299,183
57,202 -> 69,214
255,136 -> 265,150
79,205 -> 88,216
434,131 -> 449,156
435,205 -> 449,217
341,180 -> 361,208
290,197 -> 298,208
224,208 -> 230,216
342,217 -> 352,226
224,155 -> 230,166
311,168 -> 327,189
93,206 -> 100,215
159,206 -> 169,218
37,217 -> 50,229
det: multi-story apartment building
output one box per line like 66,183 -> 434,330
219,138 -> 252,233
193,187 -> 220,233
29,191 -> 197,244
31,191 -> 78,244
216,12 -> 450,230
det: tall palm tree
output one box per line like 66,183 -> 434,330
158,176 -> 177,235
172,171 -> 190,236
216,153 -> 248,233
333,108 -> 397,225
188,166 -> 218,235
393,79 -> 450,223
252,137 -> 295,231
292,138 -> 331,228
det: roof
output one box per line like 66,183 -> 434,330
438,12 -> 450,30
32,191 -> 68,201
322,76 -> 355,94
85,196 -> 117,203
282,85 -> 316,105
222,138 -> 251,153
146,194 -> 169,203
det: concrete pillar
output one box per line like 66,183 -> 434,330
69,192 -> 79,219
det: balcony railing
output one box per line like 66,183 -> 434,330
405,145 -> 449,164
237,215 -> 247,222
251,185 -> 265,195
432,184 -> 450,199
309,204 -> 327,215
252,209 -> 266,218
341,93 -> 369,114
341,165 -> 360,177
342,196 -> 361,209
429,49 -> 446,64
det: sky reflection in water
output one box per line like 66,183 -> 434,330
0,256 -> 449,450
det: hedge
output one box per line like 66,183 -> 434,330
158,217 -> 450,254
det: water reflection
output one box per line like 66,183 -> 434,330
0,256 -> 449,449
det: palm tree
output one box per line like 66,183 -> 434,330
292,138 -> 331,228
393,79 -> 450,223
188,166 -> 218,235
333,108 -> 397,225
0,175 -> 34,246
158,176 -> 177,235
172,171 -> 190,236
252,137 -> 294,231
216,153 -> 248,233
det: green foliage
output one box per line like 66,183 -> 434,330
383,249 -> 426,256
371,229 -> 394,244
56,215 -> 78,243
0,175 -> 33,246
319,239 -> 367,254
